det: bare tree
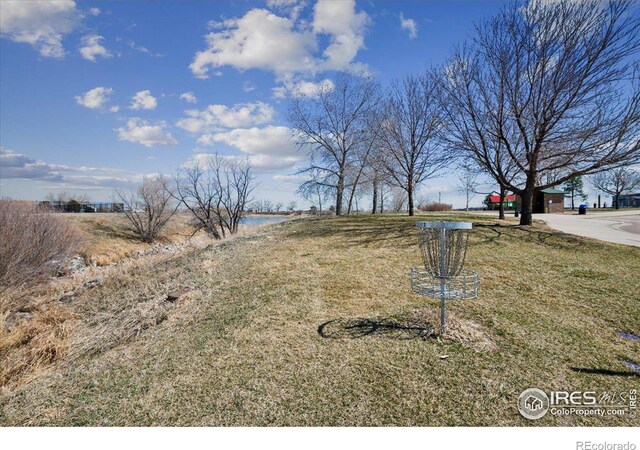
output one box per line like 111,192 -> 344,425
437,0 -> 640,225
287,201 -> 297,212
172,154 -> 254,238
592,168 -> 640,209
297,169 -> 329,215
375,75 -> 450,216
456,170 -> 479,211
275,202 -> 283,212
214,156 -> 254,234
389,187 -> 407,213
173,163 -> 223,239
289,73 -> 380,215
114,176 -> 177,243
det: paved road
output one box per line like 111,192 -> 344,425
536,211 -> 640,247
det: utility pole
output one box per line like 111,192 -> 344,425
438,192 -> 441,203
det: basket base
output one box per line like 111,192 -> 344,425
410,268 -> 479,300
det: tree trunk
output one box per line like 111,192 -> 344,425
335,176 -> 344,216
519,181 -> 535,226
379,187 -> 384,213
407,184 -> 414,216
346,184 -> 356,215
498,186 -> 506,220
571,191 -> 575,210
371,179 -> 378,214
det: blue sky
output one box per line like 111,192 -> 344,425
0,0 -> 614,208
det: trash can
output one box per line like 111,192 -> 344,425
578,205 -> 587,215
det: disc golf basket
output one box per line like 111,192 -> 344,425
410,221 -> 479,334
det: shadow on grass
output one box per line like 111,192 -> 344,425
291,216 -> 418,249
318,316 -> 435,340
291,215 -> 592,252
473,222 -> 585,250
570,367 -> 640,378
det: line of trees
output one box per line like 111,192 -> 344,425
289,0 -> 640,225
592,168 -> 640,209
114,153 -> 255,242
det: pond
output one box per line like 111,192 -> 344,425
241,215 -> 290,227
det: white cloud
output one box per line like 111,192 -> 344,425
79,34 -> 112,62
267,0 -> 300,7
204,125 -> 297,156
88,7 -> 101,16
128,40 -> 162,57
117,118 -> 177,148
109,105 -> 120,113
190,0 -> 368,79
189,151 -> 298,172
75,87 -> 113,109
0,0 -> 82,57
191,9 -> 315,79
312,0 -> 369,71
267,0 -> 306,21
273,173 -> 306,184
196,125 -> 301,171
400,13 -> 417,40
177,102 -> 275,133
272,78 -> 334,98
129,90 -> 158,110
180,92 -> 197,103
0,147 -> 131,189
243,81 -> 256,92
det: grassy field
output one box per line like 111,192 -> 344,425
66,212 -> 199,266
1,213 -> 638,426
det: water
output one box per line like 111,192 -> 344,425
241,216 -> 289,227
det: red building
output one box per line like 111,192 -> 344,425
485,193 -> 516,210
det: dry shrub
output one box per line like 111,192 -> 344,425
0,305 -> 73,387
418,202 -> 453,212
0,200 -> 85,297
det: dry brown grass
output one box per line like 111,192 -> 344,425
0,305 -> 73,387
67,212 -> 196,266
0,214 -> 638,426
0,211 -> 213,390
0,200 -> 85,297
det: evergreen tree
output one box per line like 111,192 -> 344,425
563,177 -> 587,210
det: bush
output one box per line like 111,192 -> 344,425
418,202 -> 453,212
0,200 -> 84,295
114,176 -> 177,243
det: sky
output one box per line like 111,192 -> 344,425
0,0 -> 626,208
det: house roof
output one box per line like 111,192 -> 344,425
488,194 -> 516,203
540,188 -> 565,195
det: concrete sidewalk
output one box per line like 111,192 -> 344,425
536,211 -> 640,247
